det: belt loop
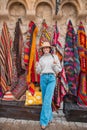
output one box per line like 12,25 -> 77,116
42,73 -> 54,75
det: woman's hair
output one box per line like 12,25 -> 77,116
38,47 -> 53,57
42,47 -> 52,53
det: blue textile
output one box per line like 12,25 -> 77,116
40,74 -> 56,126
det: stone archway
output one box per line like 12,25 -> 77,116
61,3 -> 78,25
60,0 -> 81,15
35,2 -> 53,29
5,0 -> 28,39
6,0 -> 29,22
6,0 -> 28,9
54,2 -> 78,47
9,2 -> 26,18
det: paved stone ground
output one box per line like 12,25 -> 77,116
0,110 -> 87,130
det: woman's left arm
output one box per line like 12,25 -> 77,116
52,55 -> 62,74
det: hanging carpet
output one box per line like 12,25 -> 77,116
64,20 -> 80,97
11,19 -> 26,99
0,22 -> 12,95
52,22 -> 68,111
77,22 -> 87,107
25,21 -> 39,95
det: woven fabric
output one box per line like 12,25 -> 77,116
39,20 -> 52,47
77,22 -> 87,107
31,48 -> 40,83
11,73 -> 27,99
2,91 -> 15,101
11,20 -> 26,99
0,85 -> 3,98
77,72 -> 87,107
24,31 -> 32,67
52,22 -> 62,47
52,23 -> 68,111
64,20 -> 80,96
0,66 -> 8,93
78,22 -> 87,48
26,23 -> 38,83
25,21 -> 39,95
78,47 -> 87,72
0,22 -> 12,94
12,19 -> 25,78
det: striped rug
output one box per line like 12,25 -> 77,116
0,22 -> 12,94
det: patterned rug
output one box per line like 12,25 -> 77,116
77,22 -> 87,107
64,20 -> 80,96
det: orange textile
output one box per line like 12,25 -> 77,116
26,22 -> 38,95
26,27 -> 38,83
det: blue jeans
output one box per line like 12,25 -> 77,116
40,73 -> 56,127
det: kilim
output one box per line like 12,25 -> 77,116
39,19 -> 52,47
52,21 -> 62,47
12,19 -> 25,78
26,21 -> 39,95
11,73 -> 27,99
11,19 -> 26,99
0,85 -> 3,98
31,48 -> 40,83
2,91 -> 15,101
77,22 -> 87,107
0,22 -> 12,94
64,20 -> 80,97
24,22 -> 33,68
78,22 -> 87,48
73,34 -> 80,88
52,22 -> 68,111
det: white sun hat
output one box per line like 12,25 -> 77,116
40,42 -> 52,49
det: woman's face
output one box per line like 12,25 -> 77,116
43,47 -> 50,54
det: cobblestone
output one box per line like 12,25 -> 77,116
0,111 -> 87,130
0,110 -> 87,130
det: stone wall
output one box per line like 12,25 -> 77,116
0,0 -> 87,46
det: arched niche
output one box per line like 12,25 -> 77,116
61,3 -> 78,26
7,0 -> 28,9
34,0 -> 55,15
55,2 -> 78,47
36,2 -> 53,28
9,2 -> 26,18
60,0 -> 81,16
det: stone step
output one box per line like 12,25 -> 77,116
0,100 -> 41,120
63,101 -> 87,123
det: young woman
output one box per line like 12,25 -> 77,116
36,42 -> 62,130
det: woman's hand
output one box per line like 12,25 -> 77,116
53,61 -> 57,64
36,62 -> 39,67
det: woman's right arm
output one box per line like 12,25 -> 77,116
35,60 -> 42,74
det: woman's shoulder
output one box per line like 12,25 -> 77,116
39,55 -> 44,61
52,54 -> 58,58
